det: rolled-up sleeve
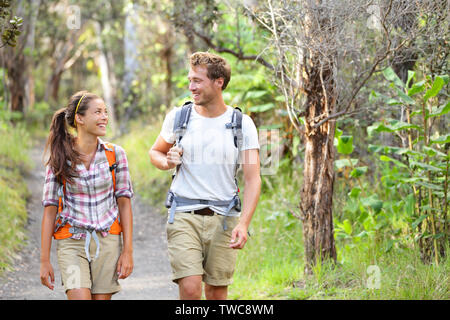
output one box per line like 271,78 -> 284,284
42,165 -> 60,207
114,145 -> 134,199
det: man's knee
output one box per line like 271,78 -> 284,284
205,284 -> 228,300
178,276 -> 202,299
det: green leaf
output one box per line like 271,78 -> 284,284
335,127 -> 343,139
249,103 -> 275,113
342,219 -> 353,235
385,239 -> 395,253
275,95 -> 286,102
350,166 -> 368,178
395,87 -> 416,105
415,181 -> 443,191
426,101 -> 450,119
412,214 -> 428,229
337,135 -> 354,154
335,158 -> 358,169
407,80 -> 426,97
348,187 -> 361,198
292,136 -> 300,157
423,146 -> 447,158
244,90 -> 268,100
361,196 -> 383,214
368,120 -> 420,134
424,76 -> 445,102
382,67 -> 404,88
406,70 -> 415,88
380,155 -> 408,168
404,194 -> 415,216
430,133 -> 450,145
409,160 -> 443,172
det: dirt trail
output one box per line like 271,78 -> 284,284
0,144 -> 178,300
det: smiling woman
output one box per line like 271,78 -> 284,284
40,90 -> 134,300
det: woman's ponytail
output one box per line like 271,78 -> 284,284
44,107 -> 79,184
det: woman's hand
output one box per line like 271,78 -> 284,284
116,249 -> 133,279
40,261 -> 55,290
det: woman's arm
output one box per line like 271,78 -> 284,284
40,205 -> 57,290
116,196 -> 133,279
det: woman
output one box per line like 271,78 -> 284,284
40,91 -> 133,300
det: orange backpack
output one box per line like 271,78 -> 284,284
53,143 -> 122,239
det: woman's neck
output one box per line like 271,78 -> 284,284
75,132 -> 98,155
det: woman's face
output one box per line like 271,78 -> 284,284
76,98 -> 108,136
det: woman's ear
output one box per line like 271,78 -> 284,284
75,114 -> 84,126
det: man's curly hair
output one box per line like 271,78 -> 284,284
189,52 -> 231,90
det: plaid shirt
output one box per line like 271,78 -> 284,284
42,139 -> 133,239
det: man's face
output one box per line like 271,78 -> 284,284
188,65 -> 223,106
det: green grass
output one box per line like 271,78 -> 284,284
115,120 -> 172,210
228,160 -> 449,300
114,122 -> 449,300
0,123 -> 32,274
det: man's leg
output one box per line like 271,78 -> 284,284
178,275 -> 203,300
204,283 -> 228,300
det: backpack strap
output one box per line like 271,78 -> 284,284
226,107 -> 243,150
172,101 -> 193,177
226,107 -> 244,192
173,101 -> 193,145
104,142 -> 117,192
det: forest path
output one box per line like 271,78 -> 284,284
0,142 -> 178,300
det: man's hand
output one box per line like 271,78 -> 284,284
166,146 -> 183,169
229,222 -> 248,249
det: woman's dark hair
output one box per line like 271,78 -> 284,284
44,90 -> 100,184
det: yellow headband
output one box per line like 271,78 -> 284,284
74,93 -> 86,127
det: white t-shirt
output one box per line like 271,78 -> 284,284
160,105 -> 260,216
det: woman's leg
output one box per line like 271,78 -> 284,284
92,293 -> 112,300
66,288 -> 92,300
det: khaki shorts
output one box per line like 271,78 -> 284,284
56,233 -> 122,294
166,211 -> 239,286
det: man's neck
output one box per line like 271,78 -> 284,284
195,96 -> 227,118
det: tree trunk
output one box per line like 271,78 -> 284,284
120,2 -> 140,134
43,28 -> 84,103
6,53 -> 27,113
94,21 -> 117,134
300,58 -> 337,274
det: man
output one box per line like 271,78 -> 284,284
149,52 -> 261,300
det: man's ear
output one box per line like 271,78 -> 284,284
215,77 -> 224,90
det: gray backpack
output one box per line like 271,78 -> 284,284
165,101 -> 243,230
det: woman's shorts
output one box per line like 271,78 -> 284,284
56,233 -> 122,294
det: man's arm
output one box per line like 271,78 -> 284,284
149,135 -> 182,171
230,148 -> 261,249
